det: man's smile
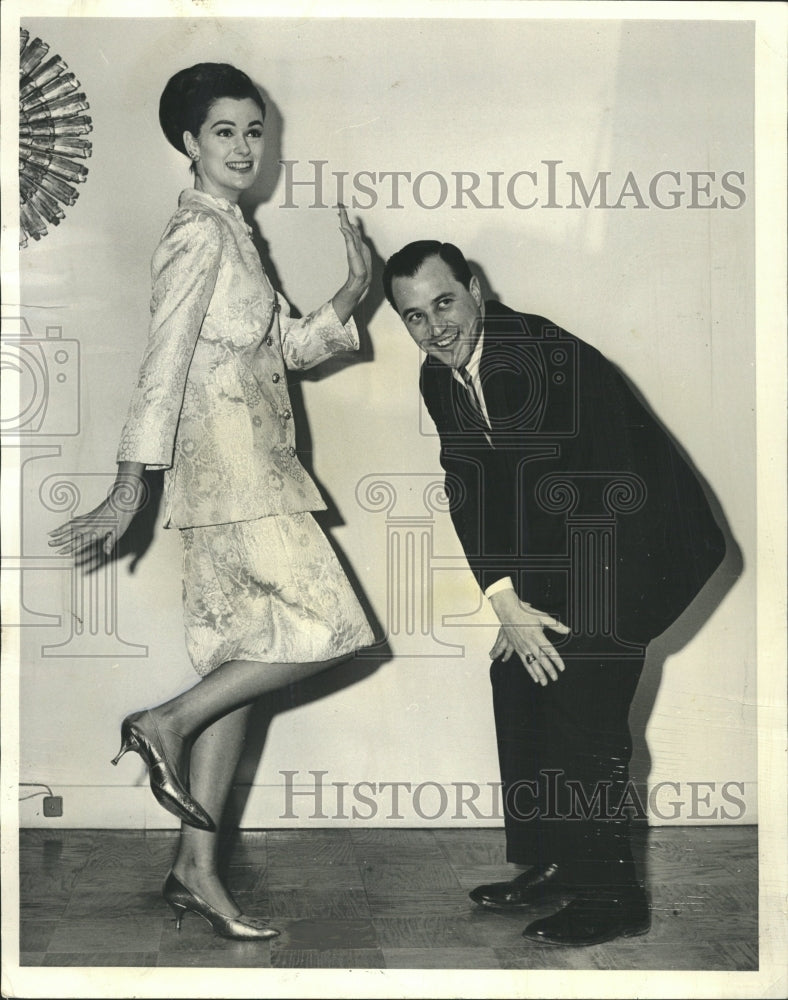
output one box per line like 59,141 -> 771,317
431,328 -> 460,349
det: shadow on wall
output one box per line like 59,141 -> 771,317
629,501 -> 742,889
239,81 -> 287,296
227,641 -> 393,830
628,488 -> 744,810
610,365 -> 745,806
236,83 -> 387,542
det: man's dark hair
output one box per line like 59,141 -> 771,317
382,241 -> 473,312
159,63 -> 266,171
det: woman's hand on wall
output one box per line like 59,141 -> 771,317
48,462 -> 147,573
332,204 -> 372,324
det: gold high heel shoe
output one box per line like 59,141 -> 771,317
162,871 -> 280,940
111,710 -> 214,831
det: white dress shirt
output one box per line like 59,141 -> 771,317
451,330 -> 516,601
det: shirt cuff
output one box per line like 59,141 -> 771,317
484,577 -> 515,599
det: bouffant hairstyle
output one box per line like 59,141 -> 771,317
159,63 -> 266,164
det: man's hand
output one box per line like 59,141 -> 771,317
488,589 -> 570,685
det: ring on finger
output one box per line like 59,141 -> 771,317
525,653 -> 536,665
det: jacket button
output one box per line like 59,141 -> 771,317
265,335 -> 273,346
272,373 -> 280,383
283,410 -> 291,420
274,301 -> 281,313
288,446 -> 296,457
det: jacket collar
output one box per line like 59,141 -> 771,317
179,188 -> 252,235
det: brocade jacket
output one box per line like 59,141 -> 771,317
117,188 -> 359,528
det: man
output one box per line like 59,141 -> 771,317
382,241 -> 726,946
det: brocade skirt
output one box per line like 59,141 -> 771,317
181,512 -> 374,675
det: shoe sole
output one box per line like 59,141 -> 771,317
470,888 -> 567,911
522,921 -> 651,947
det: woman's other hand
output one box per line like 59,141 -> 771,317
332,205 -> 372,324
48,463 -> 147,573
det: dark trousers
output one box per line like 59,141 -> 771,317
490,646 -> 645,894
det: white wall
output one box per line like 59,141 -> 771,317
12,15 -> 755,828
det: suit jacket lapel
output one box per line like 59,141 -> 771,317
423,353 -> 489,444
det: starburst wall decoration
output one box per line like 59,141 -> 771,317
19,28 -> 93,247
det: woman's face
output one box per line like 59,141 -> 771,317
184,97 -> 264,203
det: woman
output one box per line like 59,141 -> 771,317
49,63 -> 374,940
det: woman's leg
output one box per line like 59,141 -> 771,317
133,655 -> 347,776
134,656 -> 346,911
170,703 -> 252,914
164,656 -> 350,912
157,656 -> 346,736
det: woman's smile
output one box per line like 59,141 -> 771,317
186,96 -> 264,202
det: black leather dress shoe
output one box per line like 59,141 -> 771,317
469,863 -> 565,909
522,890 -> 650,946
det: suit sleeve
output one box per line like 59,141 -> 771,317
116,212 -> 222,469
277,292 -> 359,371
465,444 -> 523,593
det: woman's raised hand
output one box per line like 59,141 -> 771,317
332,205 -> 372,325
339,204 -> 371,292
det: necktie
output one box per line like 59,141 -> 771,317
459,365 -> 487,428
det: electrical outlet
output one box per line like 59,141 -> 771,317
43,796 -> 62,817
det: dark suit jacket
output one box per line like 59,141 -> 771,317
420,302 -> 726,646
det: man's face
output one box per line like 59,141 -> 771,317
391,255 -> 483,370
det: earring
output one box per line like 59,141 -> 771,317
189,150 -> 200,162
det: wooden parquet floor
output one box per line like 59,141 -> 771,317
17,825 -> 757,970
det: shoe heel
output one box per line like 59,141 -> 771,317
167,900 -> 187,931
110,730 -> 138,766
